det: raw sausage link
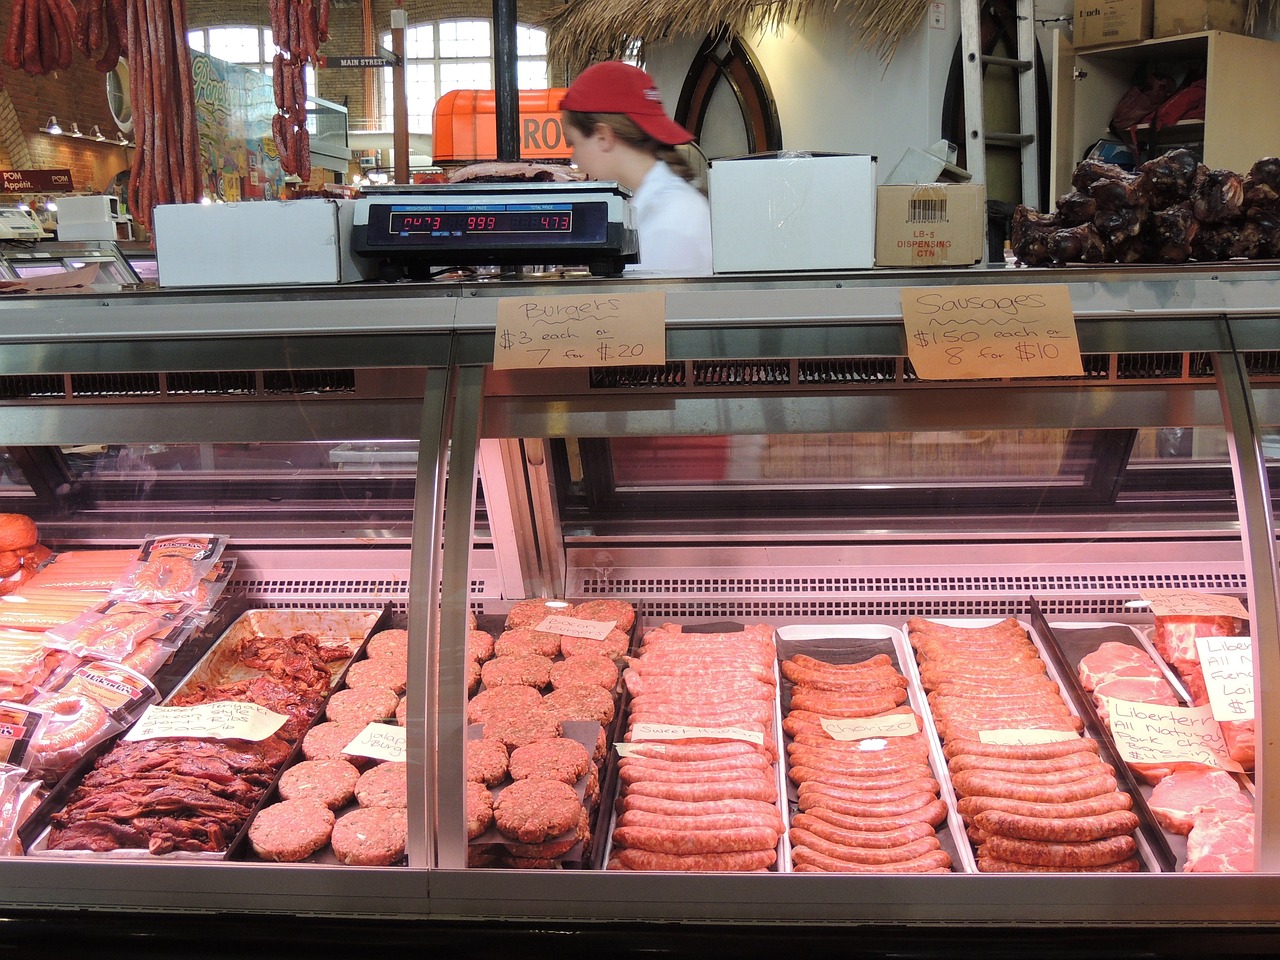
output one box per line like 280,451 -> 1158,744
956,792 -> 1133,822
951,771 -> 1117,804
613,825 -> 779,855
949,762 -> 1115,787
789,828 -> 941,865
794,788 -> 938,819
611,847 -> 776,871
946,750 -> 1106,775
624,778 -> 777,804
790,813 -> 936,849
979,834 -> 1138,868
791,845 -> 952,873
977,855 -> 1141,873
615,811 -> 782,833
973,809 -> 1140,843
793,777 -> 941,803
797,795 -> 949,828
943,737 -> 1100,761
617,794 -> 783,827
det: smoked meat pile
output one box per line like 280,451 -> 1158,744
1012,151 -> 1280,266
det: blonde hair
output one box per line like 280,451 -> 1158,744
563,110 -> 702,191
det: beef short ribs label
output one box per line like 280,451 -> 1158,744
343,721 -> 405,763
628,722 -> 765,746
124,701 -> 287,742
535,615 -> 615,640
821,713 -> 919,741
1196,635 -> 1256,722
1106,700 -> 1244,773
979,728 -> 1080,746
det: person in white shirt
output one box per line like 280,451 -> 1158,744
560,61 -> 713,276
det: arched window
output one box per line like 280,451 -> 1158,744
188,25 -> 317,96
379,19 -> 548,132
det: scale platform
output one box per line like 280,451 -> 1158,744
349,181 -> 639,279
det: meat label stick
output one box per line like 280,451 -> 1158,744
343,722 -> 406,763
1106,700 -> 1244,773
124,701 -> 287,743
821,714 -> 919,741
900,283 -> 1083,381
1196,635 -> 1256,722
535,615 -> 615,640
493,292 -> 666,371
629,722 -> 765,746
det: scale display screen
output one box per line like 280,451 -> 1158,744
365,200 -> 608,248
390,208 -> 572,236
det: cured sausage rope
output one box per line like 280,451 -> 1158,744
124,0 -> 200,235
3,0 -> 76,75
73,0 -> 126,71
269,0 -> 329,182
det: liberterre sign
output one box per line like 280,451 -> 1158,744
1,169 -> 73,192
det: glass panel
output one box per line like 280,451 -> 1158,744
517,59 -> 548,89
516,26 -> 547,56
207,26 -> 263,64
187,31 -> 207,53
439,20 -> 490,58
0,450 -> 34,493
1130,426 -> 1230,464
64,441 -> 420,482
440,62 -> 492,92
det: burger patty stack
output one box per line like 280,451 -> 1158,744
781,653 -> 952,873
909,617 -> 1142,873
605,623 -> 785,872
464,599 -> 634,868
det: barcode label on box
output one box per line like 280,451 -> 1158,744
908,198 -> 949,223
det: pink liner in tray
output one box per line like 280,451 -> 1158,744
776,623 -> 974,875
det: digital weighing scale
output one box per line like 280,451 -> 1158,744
350,181 -> 639,280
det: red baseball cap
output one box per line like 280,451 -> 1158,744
559,62 -> 695,146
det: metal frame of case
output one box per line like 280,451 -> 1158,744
0,265 -> 1278,929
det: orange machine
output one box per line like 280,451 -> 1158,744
432,89 -> 571,162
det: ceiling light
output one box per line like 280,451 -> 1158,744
43,116 -> 62,135
70,123 -> 82,137
91,125 -> 106,141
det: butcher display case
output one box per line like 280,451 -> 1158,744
0,265 -> 1278,949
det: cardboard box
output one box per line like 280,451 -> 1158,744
1074,0 -> 1153,47
874,183 -> 987,267
1154,0 -> 1246,36
155,198 -> 378,287
709,153 -> 876,273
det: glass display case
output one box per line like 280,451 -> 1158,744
0,266 -> 1277,947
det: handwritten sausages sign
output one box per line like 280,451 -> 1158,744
901,284 -> 1084,380
494,291 -> 666,370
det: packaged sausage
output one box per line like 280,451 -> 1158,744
108,534 -> 229,604
25,660 -> 161,780
43,599 -> 198,663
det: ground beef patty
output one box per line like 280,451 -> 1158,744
467,629 -> 495,663
482,703 -> 564,751
570,599 -> 635,632
560,629 -> 630,660
504,806 -> 590,859
331,806 -> 407,866
249,798 -> 335,862
505,599 -> 570,629
495,627 -> 562,659
344,657 -> 407,695
549,654 -> 619,691
480,654 -> 553,690
466,738 -> 510,786
366,628 -> 408,662
278,758 -> 361,810
467,780 -> 494,839
356,761 -> 407,808
543,684 -> 616,725
326,686 -> 399,725
466,684 -> 544,726
508,737 -> 591,784
302,720 -> 369,766
493,778 -> 583,844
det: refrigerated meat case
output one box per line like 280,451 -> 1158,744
0,265 -> 1279,949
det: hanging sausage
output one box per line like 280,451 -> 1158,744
269,0 -> 330,183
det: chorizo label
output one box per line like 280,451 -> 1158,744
629,722 -> 764,746
979,728 -> 1080,746
821,713 -> 919,741
535,615 -> 615,640
1196,635 -> 1255,722
343,721 -> 405,763
124,701 -> 287,743
1106,700 -> 1244,773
